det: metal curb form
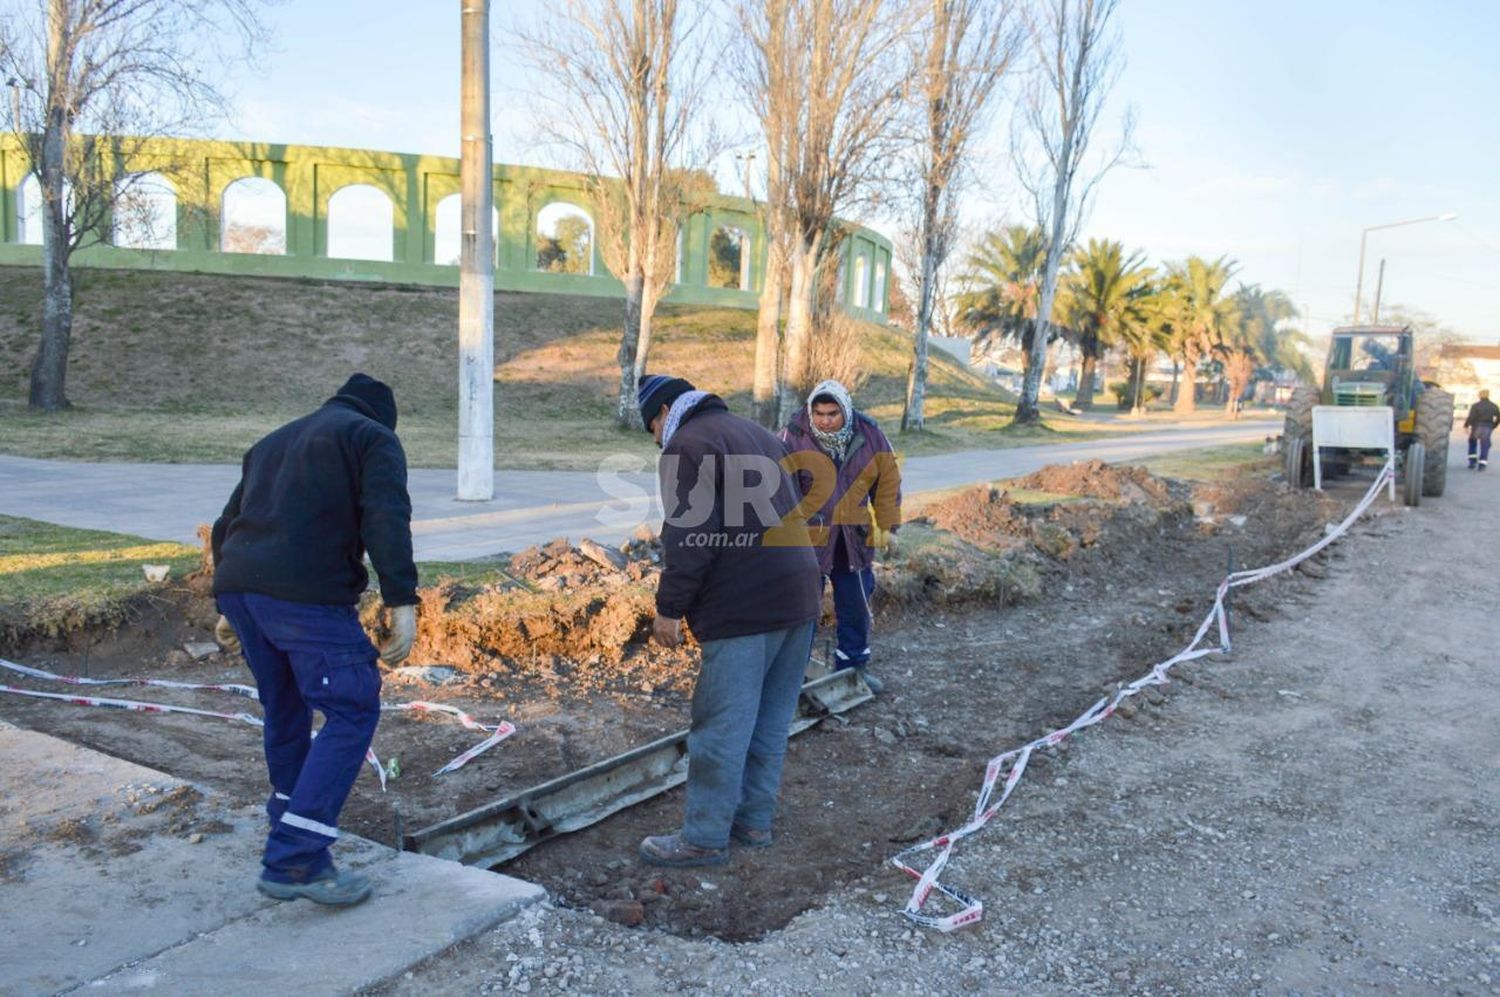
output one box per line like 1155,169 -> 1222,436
404,668 -> 875,868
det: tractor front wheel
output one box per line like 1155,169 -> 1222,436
1404,442 -> 1426,507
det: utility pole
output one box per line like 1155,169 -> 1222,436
457,0 -> 494,501
1371,258 -> 1386,323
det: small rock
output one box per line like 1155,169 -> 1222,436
591,899 -> 646,927
183,642 -> 220,661
872,727 -> 898,746
188,832 -> 204,844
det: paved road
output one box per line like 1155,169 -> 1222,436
0,419 -> 1277,561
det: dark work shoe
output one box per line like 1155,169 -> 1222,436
730,823 -> 774,848
854,668 -> 884,694
257,867 -> 372,907
639,833 -> 728,868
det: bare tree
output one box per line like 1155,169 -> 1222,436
518,0 -> 720,429
1009,0 -> 1131,426
901,0 -> 1020,432
738,0 -> 914,422
0,0 -> 270,411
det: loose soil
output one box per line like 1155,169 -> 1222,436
0,459 -> 1345,943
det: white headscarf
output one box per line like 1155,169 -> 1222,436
807,379 -> 855,461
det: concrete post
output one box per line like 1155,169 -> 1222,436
456,0 -> 494,501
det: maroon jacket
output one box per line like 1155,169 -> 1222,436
779,410 -> 902,575
656,395 -> 821,641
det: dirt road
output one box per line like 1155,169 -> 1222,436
376,455 -> 1499,994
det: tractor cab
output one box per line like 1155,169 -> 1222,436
1323,325 -> 1419,434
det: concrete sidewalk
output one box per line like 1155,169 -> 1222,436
0,420 -> 1277,561
0,722 -> 543,995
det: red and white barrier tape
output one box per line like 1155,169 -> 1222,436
0,657 -> 258,699
892,461 -> 1396,931
0,660 -> 514,787
383,700 -> 517,775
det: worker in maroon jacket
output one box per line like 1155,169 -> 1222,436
780,379 -> 902,693
635,374 -> 821,867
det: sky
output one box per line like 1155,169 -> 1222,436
215,0 -> 1499,341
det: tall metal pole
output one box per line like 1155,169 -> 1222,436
1351,212 -> 1458,326
1352,230 -> 1369,324
457,0 -> 494,501
1371,258 -> 1386,323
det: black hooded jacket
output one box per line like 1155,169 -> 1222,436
212,376 -> 418,607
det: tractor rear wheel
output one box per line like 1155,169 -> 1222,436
1404,442 -> 1426,507
1282,387 -> 1318,488
1415,387 -> 1454,497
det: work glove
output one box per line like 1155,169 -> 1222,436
652,614 -> 683,648
874,526 -> 899,557
380,604 -> 417,666
214,615 -> 241,655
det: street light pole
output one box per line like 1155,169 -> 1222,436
456,0 -> 495,501
1351,212 -> 1458,323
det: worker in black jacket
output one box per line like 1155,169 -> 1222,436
635,374 -> 821,868
212,373 -> 418,906
1465,389 -> 1500,470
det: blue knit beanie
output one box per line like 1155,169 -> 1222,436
637,374 -> 694,431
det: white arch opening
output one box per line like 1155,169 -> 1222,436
433,192 -> 499,267
221,176 -> 287,255
113,172 -> 177,251
535,202 -> 594,275
327,183 -> 394,262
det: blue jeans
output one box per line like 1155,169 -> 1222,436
682,620 -> 815,849
216,592 -> 381,884
825,567 -> 876,670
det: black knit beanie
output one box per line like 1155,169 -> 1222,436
332,373 -> 398,431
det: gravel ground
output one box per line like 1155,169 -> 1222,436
374,456 -> 1500,996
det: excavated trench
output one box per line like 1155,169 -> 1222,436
0,460 -> 1350,941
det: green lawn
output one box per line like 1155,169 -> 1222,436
0,265 -> 1120,468
1128,441 -> 1276,482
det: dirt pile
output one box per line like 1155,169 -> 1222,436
917,462 -> 1188,565
1014,458 -> 1180,507
386,535 -> 700,697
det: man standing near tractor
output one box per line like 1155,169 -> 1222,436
1464,389 -> 1500,470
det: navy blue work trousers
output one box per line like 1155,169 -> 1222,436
216,592 -> 381,884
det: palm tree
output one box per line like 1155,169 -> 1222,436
1060,239 -> 1151,409
1165,256 -> 1240,415
954,225 -> 1048,375
1117,275 -> 1172,414
1222,286 -> 1308,416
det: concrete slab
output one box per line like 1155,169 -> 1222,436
0,726 -> 544,996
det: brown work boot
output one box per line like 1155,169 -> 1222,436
638,832 -> 728,867
730,823 -> 774,848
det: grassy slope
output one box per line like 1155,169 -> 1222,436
0,265 -> 1096,469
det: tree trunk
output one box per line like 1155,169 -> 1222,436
752,241 -> 785,428
29,74 -> 72,412
779,240 -> 817,421
634,280 -> 660,384
616,272 -> 645,429
1174,347 -> 1198,415
907,182 -> 942,432
1075,347 -> 1098,409
1129,355 -> 1147,414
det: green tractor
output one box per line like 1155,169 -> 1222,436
1282,324 -> 1453,506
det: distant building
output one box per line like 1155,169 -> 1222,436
1435,345 -> 1500,411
